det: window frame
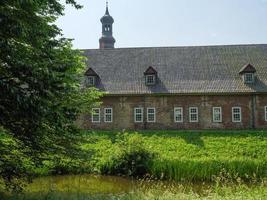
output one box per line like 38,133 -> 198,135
134,108 -> 144,123
145,75 -> 156,85
212,107 -> 222,123
87,76 -> 96,86
104,108 -> 113,123
92,108 -> 100,123
189,107 -> 199,123
147,107 -> 156,123
265,106 -> 267,122
232,107 -> 242,123
174,107 -> 183,123
243,73 -> 254,84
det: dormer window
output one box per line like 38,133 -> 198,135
85,68 -> 99,87
146,75 -> 156,85
144,66 -> 157,86
87,76 -> 96,86
244,73 -> 254,84
239,64 -> 256,84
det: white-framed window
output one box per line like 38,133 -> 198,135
104,108 -> 113,123
174,107 -> 183,123
92,108 -> 100,123
189,107 -> 198,122
232,107 -> 242,123
145,75 -> 156,85
265,106 -> 267,121
134,108 -> 143,123
87,76 -> 96,86
212,107 -> 222,123
147,108 -> 156,123
243,73 -> 254,83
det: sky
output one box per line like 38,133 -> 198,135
56,0 -> 267,49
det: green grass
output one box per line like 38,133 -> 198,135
78,130 -> 267,182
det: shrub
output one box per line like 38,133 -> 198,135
99,133 -> 155,177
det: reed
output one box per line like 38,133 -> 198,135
150,159 -> 267,182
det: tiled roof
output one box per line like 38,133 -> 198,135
82,44 -> 267,95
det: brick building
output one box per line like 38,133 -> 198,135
81,5 -> 267,130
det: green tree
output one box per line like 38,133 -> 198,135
0,0 -> 101,191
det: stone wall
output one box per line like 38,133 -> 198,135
80,94 -> 267,130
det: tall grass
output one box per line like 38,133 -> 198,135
150,159 -> 266,182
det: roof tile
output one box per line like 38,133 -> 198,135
83,44 -> 267,94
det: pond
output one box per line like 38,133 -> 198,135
26,174 -> 212,194
2,175 -> 267,200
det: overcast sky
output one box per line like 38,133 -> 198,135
56,0 -> 267,49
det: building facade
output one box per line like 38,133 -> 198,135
81,5 -> 267,130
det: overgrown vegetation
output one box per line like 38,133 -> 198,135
79,130 -> 267,182
26,130 -> 267,184
98,133 -> 155,177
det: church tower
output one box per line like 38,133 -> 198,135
99,2 -> 116,49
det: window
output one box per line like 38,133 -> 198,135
232,107 -> 242,123
189,107 -> 198,122
87,76 -> 96,86
134,108 -> 143,123
174,107 -> 183,123
92,108 -> 100,123
104,25 -> 108,31
213,107 -> 222,123
244,73 -> 254,83
145,75 -> 156,85
147,108 -> 156,123
265,106 -> 267,121
104,108 -> 113,123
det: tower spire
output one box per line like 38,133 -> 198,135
99,1 -> 116,49
105,1 -> 109,15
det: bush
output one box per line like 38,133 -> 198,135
0,127 -> 34,192
99,133 -> 155,177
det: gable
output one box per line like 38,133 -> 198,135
239,64 -> 256,74
85,68 -> 98,76
144,66 -> 157,75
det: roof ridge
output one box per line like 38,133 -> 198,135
81,44 -> 267,51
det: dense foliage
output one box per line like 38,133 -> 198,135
0,0 -> 101,190
99,133 -> 155,177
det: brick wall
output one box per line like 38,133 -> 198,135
80,94 -> 267,130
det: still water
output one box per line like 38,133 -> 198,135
26,174 -> 212,195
